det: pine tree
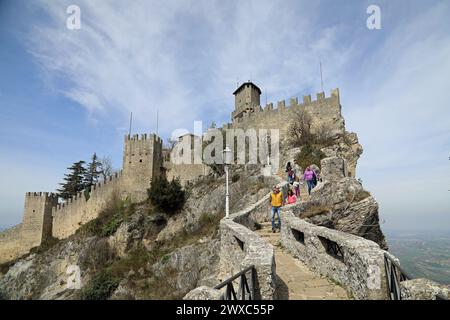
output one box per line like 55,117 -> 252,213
57,161 -> 87,200
84,153 -> 102,191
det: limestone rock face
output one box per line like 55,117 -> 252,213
321,132 -> 363,177
149,238 -> 220,296
108,213 -> 146,258
109,236 -> 221,300
183,286 -> 221,300
294,157 -> 387,249
156,167 -> 278,243
400,278 -> 450,300
0,236 -> 115,300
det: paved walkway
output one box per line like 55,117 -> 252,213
256,221 -> 349,300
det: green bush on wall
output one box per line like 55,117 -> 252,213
295,143 -> 326,171
148,177 -> 185,214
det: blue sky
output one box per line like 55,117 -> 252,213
0,0 -> 449,232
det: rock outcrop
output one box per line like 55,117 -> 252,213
291,157 -> 387,249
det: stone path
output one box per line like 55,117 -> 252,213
256,221 -> 349,300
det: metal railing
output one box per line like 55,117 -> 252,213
214,265 -> 257,300
384,253 -> 447,300
384,253 -> 412,300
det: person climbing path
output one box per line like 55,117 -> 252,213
303,166 -> 317,195
269,185 -> 284,233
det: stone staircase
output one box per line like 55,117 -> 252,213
256,221 -> 348,300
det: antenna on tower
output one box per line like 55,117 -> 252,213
156,109 -> 159,136
128,112 -> 133,136
320,61 -> 324,92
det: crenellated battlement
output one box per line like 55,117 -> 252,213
232,88 -> 340,125
124,133 -> 163,145
25,192 -> 58,200
52,170 -> 123,215
230,87 -> 345,140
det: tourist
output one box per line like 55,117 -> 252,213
286,189 -> 297,204
269,185 -> 283,233
304,166 -> 317,195
286,162 -> 294,184
293,180 -> 300,198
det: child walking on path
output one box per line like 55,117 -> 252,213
286,189 -> 297,204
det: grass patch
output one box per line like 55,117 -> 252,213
29,236 -> 60,255
81,270 -> 120,300
77,194 -> 135,237
106,245 -> 156,280
142,267 -> 181,299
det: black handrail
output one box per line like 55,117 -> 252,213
384,253 -> 447,300
384,253 -> 411,300
214,265 -> 257,300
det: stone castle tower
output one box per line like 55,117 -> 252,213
21,192 -> 58,248
231,81 -> 262,122
122,134 -> 163,201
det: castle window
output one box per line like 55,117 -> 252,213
139,159 -> 143,163
129,161 -> 132,164
32,210 -> 35,213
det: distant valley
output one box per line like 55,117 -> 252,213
385,230 -> 450,285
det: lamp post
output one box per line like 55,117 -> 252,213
223,145 -> 232,218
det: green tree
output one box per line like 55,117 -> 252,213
84,153 -> 102,191
148,177 -> 185,214
57,161 -> 87,200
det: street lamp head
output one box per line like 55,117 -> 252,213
223,145 -> 232,165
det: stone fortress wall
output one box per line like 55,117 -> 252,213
0,134 -> 163,264
163,134 -> 212,186
232,88 -> 344,139
0,225 -> 23,264
52,171 -> 123,239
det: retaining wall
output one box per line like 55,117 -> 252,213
280,208 -> 390,299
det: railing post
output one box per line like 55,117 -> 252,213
251,267 -> 257,300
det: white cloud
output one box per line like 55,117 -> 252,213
341,2 -> 450,229
27,0 -> 355,137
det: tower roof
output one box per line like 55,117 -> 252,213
233,81 -> 262,95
